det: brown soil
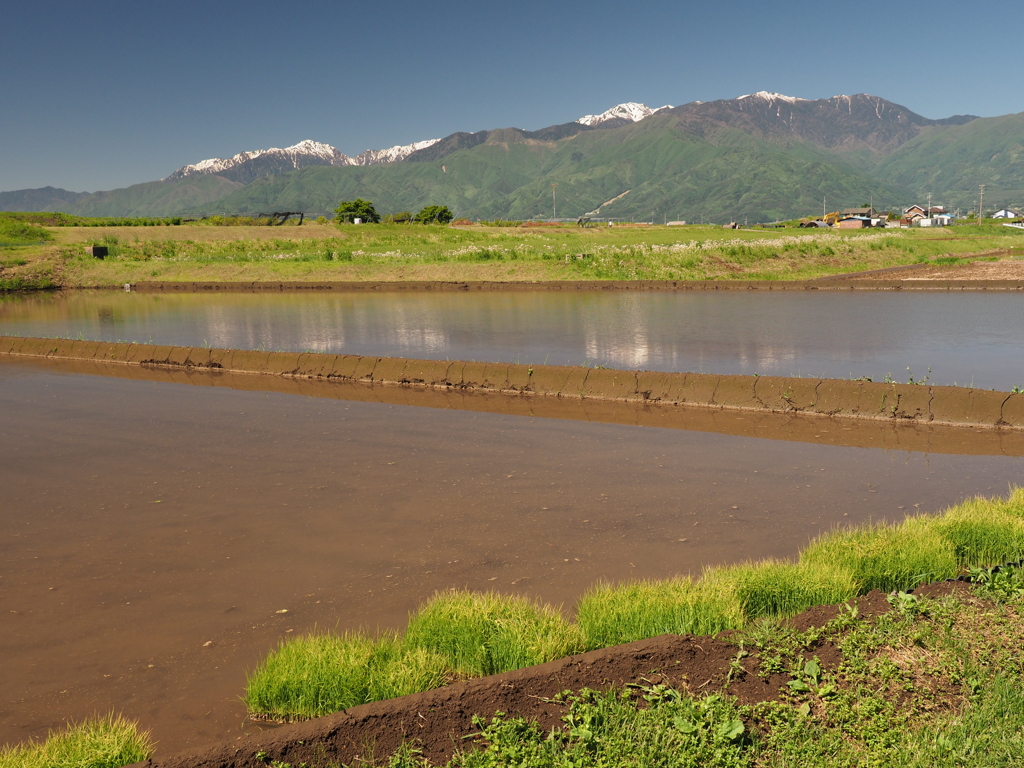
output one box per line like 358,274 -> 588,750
126,585 -> 968,768
844,259 -> 1024,281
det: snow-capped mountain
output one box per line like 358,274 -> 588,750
737,91 -> 808,104
349,138 -> 441,166
576,102 -> 673,126
166,137 -> 441,184
167,140 -> 348,180
166,102 -> 676,185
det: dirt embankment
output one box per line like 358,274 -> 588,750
123,582 -> 965,768
3,336 -> 1024,430
17,355 -> 1024,457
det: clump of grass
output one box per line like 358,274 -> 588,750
705,559 -> 858,620
368,645 -> 453,703
576,577 -> 743,649
404,589 -> 584,677
934,490 -> 1024,568
800,516 -> 958,593
245,630 -> 450,720
0,713 -> 152,768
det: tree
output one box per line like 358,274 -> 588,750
334,199 -> 380,224
414,205 -> 454,224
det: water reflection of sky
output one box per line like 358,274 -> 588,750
2,290 -> 1024,390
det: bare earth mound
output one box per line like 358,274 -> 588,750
850,259 -> 1024,281
125,584 -> 967,768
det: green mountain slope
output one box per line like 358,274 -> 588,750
0,175 -> 245,217
876,113 -> 1024,210
11,93 -> 1017,221
199,115 -> 908,222
0,186 -> 87,212
69,175 -> 246,217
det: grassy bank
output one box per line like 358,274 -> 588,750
5,221 -> 1023,287
0,217 -> 58,289
246,489 -> 1024,721
0,714 -> 152,768
388,570 -> 1024,767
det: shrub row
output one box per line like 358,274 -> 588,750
247,489 -> 1024,720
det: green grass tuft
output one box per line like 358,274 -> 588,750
706,560 -> 858,620
933,491 -> 1024,569
576,577 -> 744,649
245,630 -> 450,720
0,713 -> 152,768
404,589 -> 584,678
368,645 -> 453,703
800,516 -> 958,593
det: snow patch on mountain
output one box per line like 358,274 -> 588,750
737,91 -> 807,103
351,138 -> 441,166
576,102 -> 672,126
167,137 -> 442,180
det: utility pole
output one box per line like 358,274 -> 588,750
823,196 -> 826,217
979,184 -> 985,225
927,192 -> 932,220
551,183 -> 557,221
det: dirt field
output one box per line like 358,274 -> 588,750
850,259 -> 1024,281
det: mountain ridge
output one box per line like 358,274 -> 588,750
2,93 -> 1013,221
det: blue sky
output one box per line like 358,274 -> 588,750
2,0 -> 1020,193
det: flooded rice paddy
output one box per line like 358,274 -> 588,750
2,288 -> 1023,755
3,289 -> 1024,389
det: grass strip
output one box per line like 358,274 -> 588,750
0,713 -> 152,768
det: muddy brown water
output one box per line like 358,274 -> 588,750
3,289 -> 1024,389
2,358 -> 1023,756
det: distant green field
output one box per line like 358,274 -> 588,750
0,211 -> 182,227
43,221 -> 1022,287
1,216 -> 1021,289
